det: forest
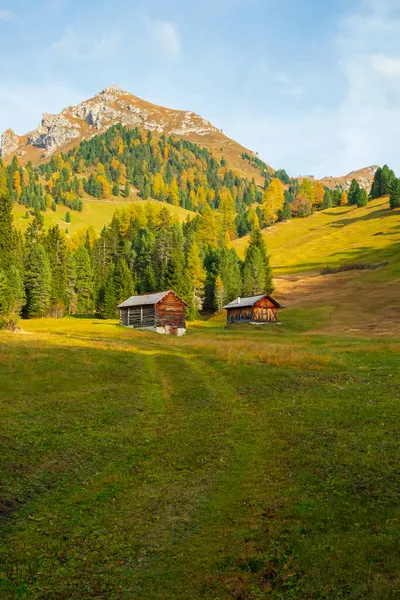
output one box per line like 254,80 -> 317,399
0,124 -> 399,328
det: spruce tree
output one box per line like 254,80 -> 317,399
100,266 -> 117,319
74,246 -> 94,313
348,179 -> 361,205
24,243 -> 52,318
0,270 -> 8,317
45,226 -> 68,309
389,178 -> 400,209
243,246 -> 266,296
244,227 -> 273,294
114,258 -> 135,304
357,189 -> 369,207
0,167 -> 14,273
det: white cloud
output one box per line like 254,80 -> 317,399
371,53 -> 400,76
0,9 -> 14,21
52,26 -> 120,62
145,18 -> 182,59
231,0 -> 400,177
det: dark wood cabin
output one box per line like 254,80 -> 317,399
223,293 -> 282,325
118,290 -> 187,335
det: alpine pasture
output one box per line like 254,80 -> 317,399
1,196 -> 400,599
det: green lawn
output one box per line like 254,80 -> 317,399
1,316 -> 400,599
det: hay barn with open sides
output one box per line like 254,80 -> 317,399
118,290 -> 187,335
223,293 -> 282,324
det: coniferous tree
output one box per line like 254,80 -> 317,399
0,167 -> 14,273
114,258 -> 135,304
100,265 -> 117,318
24,243 -> 52,318
389,178 -> 400,209
74,246 -> 94,313
44,225 -> 68,311
244,227 -> 273,294
348,179 -> 361,205
0,270 -> 8,317
357,188 -> 369,207
243,246 -> 266,296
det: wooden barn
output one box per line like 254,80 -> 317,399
223,293 -> 282,325
118,290 -> 187,335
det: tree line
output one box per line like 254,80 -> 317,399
0,164 -> 273,328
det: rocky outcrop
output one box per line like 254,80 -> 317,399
0,129 -> 20,158
27,113 -> 81,155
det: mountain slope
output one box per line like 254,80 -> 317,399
232,196 -> 400,335
0,85 -> 266,184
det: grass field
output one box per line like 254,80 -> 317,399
232,197 -> 400,275
232,197 -> 400,337
13,196 -> 193,236
1,315 -> 400,599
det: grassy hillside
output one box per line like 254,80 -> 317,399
233,197 -> 400,337
232,196 -> 400,274
1,317 -> 400,599
13,195 -> 193,235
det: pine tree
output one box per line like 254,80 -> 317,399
24,243 -> 52,318
389,178 -> 400,209
0,168 -> 14,273
357,188 -> 369,207
323,190 -> 332,209
7,265 -> 25,317
0,270 -> 8,317
244,227 -> 273,294
348,179 -> 361,205
100,266 -> 117,318
114,258 -> 135,304
66,254 -> 78,315
74,246 -> 94,313
45,226 -> 68,309
243,246 -> 266,296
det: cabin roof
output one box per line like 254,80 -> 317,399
118,290 -> 187,308
223,293 -> 282,310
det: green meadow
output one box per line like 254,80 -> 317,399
1,314 -> 400,599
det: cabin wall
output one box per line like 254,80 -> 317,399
119,305 -> 156,329
226,307 -> 253,323
227,301 -> 279,324
155,292 -> 186,330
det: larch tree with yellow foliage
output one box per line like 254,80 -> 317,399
262,178 -> 284,224
217,187 -> 237,240
340,191 -> 348,205
313,181 -> 325,208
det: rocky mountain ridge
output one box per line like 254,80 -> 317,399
1,85 -> 220,161
0,85 -> 378,191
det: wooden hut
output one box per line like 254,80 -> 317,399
223,293 -> 282,325
118,290 -> 187,335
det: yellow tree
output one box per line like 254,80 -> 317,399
313,181 -> 325,208
168,179 -> 180,205
217,187 -> 236,239
152,173 -> 165,199
298,178 -> 315,204
197,204 -> 218,248
13,171 -> 22,198
340,191 -> 348,205
262,178 -> 284,223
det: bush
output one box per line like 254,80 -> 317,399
0,315 -> 20,331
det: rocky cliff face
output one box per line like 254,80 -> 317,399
0,85 -> 220,163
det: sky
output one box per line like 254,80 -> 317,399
1,0 -> 400,177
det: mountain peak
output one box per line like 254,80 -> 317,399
97,84 -> 129,96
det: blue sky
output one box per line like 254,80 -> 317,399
1,0 -> 400,177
